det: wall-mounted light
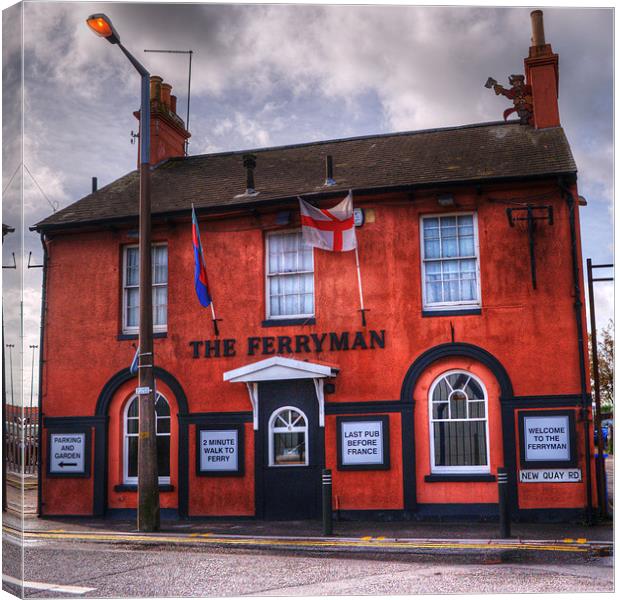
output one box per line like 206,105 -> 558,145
437,193 -> 455,207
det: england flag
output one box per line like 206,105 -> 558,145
298,191 -> 357,252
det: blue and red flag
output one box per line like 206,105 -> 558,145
192,207 -> 212,307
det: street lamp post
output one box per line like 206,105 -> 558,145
86,13 -> 160,531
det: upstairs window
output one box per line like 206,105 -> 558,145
429,371 -> 490,473
266,232 -> 314,319
421,214 -> 480,310
123,244 -> 168,334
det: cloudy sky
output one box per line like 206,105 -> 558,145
2,1 -> 614,404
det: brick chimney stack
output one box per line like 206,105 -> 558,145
135,75 -> 191,166
524,10 -> 560,129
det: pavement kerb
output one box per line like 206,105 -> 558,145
3,524 -> 613,556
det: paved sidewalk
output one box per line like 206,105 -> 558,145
3,510 -> 613,544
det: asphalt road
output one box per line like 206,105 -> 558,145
2,535 -> 613,598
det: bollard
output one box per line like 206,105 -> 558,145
497,467 -> 511,538
322,469 -> 333,536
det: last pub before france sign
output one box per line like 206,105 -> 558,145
337,416 -> 390,470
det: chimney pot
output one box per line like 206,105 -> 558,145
150,75 -> 163,102
243,154 -> 257,193
92,177 -> 98,193
325,155 -> 335,186
161,83 -> 172,110
530,10 -> 546,47
170,94 -> 177,114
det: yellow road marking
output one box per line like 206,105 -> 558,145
3,527 -> 595,554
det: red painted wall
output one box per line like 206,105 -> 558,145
413,357 -> 503,505
188,422 -> 255,516
42,429 -> 95,516
40,178 -> 593,516
326,413 -> 403,510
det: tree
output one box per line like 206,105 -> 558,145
589,319 -> 614,412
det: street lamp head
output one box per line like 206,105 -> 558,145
86,13 -> 120,44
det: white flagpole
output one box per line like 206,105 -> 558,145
354,245 -> 367,326
350,190 -> 368,326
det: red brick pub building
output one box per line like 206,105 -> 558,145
33,13 -> 598,522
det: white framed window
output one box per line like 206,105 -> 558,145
265,231 -> 314,319
268,406 -> 309,467
429,370 -> 490,474
421,213 -> 481,310
122,244 -> 168,334
123,392 -> 171,484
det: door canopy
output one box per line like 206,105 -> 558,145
223,356 -> 339,430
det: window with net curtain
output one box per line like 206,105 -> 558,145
123,244 -> 168,333
266,232 -> 314,319
421,214 -> 479,309
124,393 -> 171,484
429,371 -> 489,473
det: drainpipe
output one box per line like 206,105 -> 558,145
558,177 -> 593,524
36,232 -> 49,517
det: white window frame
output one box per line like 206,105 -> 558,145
123,392 -> 171,484
268,406 -> 309,467
420,212 -> 481,311
265,230 -> 315,320
122,243 -> 168,334
428,370 -> 490,474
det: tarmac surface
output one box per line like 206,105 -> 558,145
2,457 -> 615,597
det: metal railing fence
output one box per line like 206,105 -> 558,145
5,405 -> 39,475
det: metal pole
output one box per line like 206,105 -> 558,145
186,50 -> 192,154
322,469 -> 333,536
2,311 -> 7,510
497,467 -> 511,538
119,42 -> 160,532
6,344 -> 14,405
561,186 -> 593,525
587,259 -> 612,520
6,344 -> 15,474
28,345 -> 37,474
29,345 -> 37,409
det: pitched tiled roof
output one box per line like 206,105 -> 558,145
34,121 -> 576,230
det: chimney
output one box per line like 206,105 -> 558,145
161,83 -> 172,111
243,154 -> 257,194
524,10 -> 560,128
134,75 -> 191,166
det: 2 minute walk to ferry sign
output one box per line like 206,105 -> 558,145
518,411 -> 581,483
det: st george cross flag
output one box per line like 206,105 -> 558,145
299,191 -> 357,252
192,206 -> 212,307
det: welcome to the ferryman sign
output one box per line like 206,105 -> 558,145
524,415 -> 571,461
518,410 -> 577,473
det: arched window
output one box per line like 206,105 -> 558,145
124,393 -> 171,484
429,371 -> 489,473
268,407 -> 308,467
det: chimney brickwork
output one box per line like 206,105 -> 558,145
135,75 -> 191,166
524,10 -> 560,129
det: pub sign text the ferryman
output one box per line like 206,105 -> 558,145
189,329 -> 386,359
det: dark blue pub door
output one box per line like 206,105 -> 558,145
258,380 -> 323,520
